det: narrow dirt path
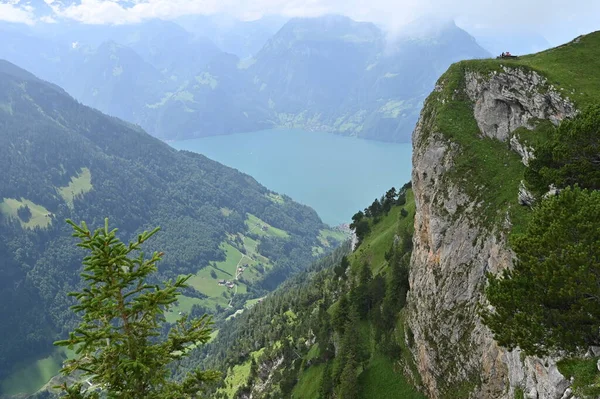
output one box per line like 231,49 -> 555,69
228,253 -> 251,307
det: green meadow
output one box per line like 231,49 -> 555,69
0,198 -> 52,229
0,347 -> 75,396
57,167 -> 93,208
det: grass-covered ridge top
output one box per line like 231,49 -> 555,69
417,31 -> 600,233
458,30 -> 600,107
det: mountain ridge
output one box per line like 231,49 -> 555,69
0,15 -> 490,143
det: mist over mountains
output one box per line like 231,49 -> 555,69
0,14 -> 490,142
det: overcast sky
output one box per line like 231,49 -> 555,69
1,0 -> 598,45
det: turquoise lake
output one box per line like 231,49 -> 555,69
171,129 -> 413,226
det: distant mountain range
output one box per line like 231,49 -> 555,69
0,15 -> 490,142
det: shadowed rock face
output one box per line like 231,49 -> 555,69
406,66 -> 576,399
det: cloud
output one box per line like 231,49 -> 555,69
0,2 -> 35,24
3,0 -> 599,45
39,14 -> 57,23
51,0 -> 340,24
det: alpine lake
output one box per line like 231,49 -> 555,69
171,129 -> 413,227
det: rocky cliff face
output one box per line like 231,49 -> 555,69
406,65 -> 576,399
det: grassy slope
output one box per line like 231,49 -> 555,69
557,357 -> 600,397
320,192 -> 422,399
292,364 -> 325,399
497,31 -> 600,107
0,348 -> 75,396
358,352 -> 425,399
57,167 -> 93,208
220,348 -> 265,398
0,198 -> 52,229
166,211 -> 347,323
246,213 -> 290,238
0,168 -> 93,229
351,190 -> 415,275
425,31 -> 600,234
165,238 -> 264,321
349,192 -> 423,399
220,193 -> 419,399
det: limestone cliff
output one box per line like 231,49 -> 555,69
406,63 -> 576,399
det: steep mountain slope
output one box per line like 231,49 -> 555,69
244,16 -> 489,142
0,60 -> 343,393
0,20 -> 225,129
250,15 -> 383,113
0,26 -> 69,86
61,41 -> 167,124
406,31 -> 600,398
141,52 -> 273,140
183,185 -> 424,399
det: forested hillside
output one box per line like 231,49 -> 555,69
185,184 -> 424,399
0,60 -> 344,395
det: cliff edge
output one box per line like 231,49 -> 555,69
406,31 -> 600,399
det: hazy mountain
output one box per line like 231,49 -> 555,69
152,15 -> 489,142
0,15 -> 490,142
176,14 -> 288,58
0,26 -> 69,85
141,51 -> 273,140
62,41 -> 167,123
250,15 -> 383,113
245,16 -> 489,141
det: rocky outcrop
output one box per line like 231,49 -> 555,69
245,355 -> 284,399
518,181 -> 535,206
406,66 -> 577,398
464,67 -> 575,143
510,135 -> 535,166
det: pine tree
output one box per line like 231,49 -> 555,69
482,187 -> 600,356
332,294 -> 350,333
319,363 -> 334,399
335,306 -> 368,385
333,256 -> 350,280
525,104 -> 600,193
338,352 -> 359,399
55,219 -> 219,398
351,262 -> 372,319
249,357 -> 258,381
